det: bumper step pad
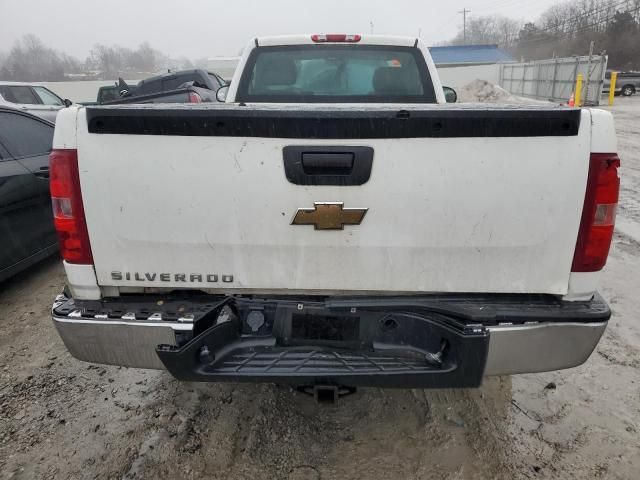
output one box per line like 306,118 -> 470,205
214,347 -> 440,375
156,313 -> 488,388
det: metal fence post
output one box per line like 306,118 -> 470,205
584,41 -> 594,105
551,58 -> 558,100
598,54 -> 609,105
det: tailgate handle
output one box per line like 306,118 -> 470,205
283,146 -> 373,186
301,152 -> 354,175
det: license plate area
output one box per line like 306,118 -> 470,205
276,306 -> 364,348
291,313 -> 360,343
271,304 -> 453,353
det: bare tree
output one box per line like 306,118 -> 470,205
441,0 -> 640,68
0,34 -> 181,81
89,44 -> 128,77
1,34 -> 69,81
519,0 -> 640,66
90,42 -> 167,78
127,42 -> 162,73
447,15 -> 521,49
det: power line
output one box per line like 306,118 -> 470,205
531,0 -> 630,35
443,0 -> 636,47
519,1 -> 636,45
458,8 -> 471,43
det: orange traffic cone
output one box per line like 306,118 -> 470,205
568,92 -> 575,107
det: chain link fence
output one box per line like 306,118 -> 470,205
499,55 -> 608,105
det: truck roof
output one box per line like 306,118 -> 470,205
255,34 -> 419,47
137,69 -> 218,85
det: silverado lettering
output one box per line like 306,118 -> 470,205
110,271 -> 233,283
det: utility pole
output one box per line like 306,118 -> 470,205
458,8 -> 470,44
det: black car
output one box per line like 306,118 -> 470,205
132,69 -> 226,96
106,69 -> 226,104
0,107 -> 58,281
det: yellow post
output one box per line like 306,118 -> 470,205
609,71 -> 618,106
575,73 -> 583,107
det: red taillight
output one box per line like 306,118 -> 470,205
311,34 -> 362,43
49,149 -> 93,264
572,153 -> 620,272
188,92 -> 202,103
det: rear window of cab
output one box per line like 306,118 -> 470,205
236,45 -> 436,103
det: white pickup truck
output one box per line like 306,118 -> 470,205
50,34 -> 619,396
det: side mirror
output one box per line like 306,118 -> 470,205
216,85 -> 229,103
64,99 -> 73,107
443,86 -> 457,103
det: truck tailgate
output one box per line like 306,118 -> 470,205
77,105 -> 590,295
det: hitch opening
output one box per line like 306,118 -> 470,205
315,385 -> 338,404
298,385 -> 357,403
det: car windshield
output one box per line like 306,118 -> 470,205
208,73 -> 224,87
0,85 -> 40,104
33,86 -> 64,106
238,45 -> 436,103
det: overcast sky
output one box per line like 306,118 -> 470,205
0,0 -> 560,59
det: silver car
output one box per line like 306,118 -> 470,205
602,71 -> 640,97
0,82 -> 71,123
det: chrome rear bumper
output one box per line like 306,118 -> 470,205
484,321 -> 606,375
53,315 -> 188,369
51,294 -> 204,370
53,315 -> 606,374
51,293 -> 609,379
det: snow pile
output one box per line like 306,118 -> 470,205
456,79 -> 552,104
457,79 -> 516,103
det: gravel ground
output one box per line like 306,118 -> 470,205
1,97 -> 640,480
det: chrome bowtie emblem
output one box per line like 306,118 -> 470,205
291,202 -> 368,230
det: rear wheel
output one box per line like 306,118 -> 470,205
621,85 -> 635,96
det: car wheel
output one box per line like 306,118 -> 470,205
621,85 -> 635,96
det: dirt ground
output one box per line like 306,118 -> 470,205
1,97 -> 640,480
